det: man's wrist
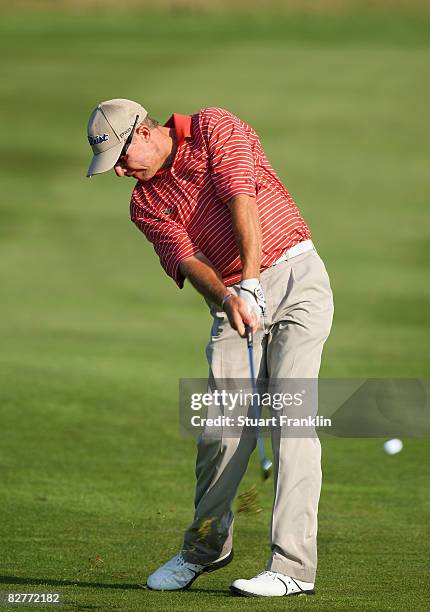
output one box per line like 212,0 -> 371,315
221,292 -> 234,311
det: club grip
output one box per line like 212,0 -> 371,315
245,324 -> 253,348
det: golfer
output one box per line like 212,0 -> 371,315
86,99 -> 334,597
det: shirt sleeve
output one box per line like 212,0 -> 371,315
130,197 -> 200,288
204,109 -> 257,205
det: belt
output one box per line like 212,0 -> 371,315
273,240 -> 315,266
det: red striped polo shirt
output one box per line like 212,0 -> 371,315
130,107 -> 311,288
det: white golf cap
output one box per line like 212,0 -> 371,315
86,98 -> 148,177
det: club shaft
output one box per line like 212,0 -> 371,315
245,326 -> 271,476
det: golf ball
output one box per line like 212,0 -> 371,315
383,438 -> 403,455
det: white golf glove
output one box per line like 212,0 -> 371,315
239,279 -> 266,317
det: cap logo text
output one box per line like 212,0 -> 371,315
119,127 -> 132,139
89,133 -> 109,146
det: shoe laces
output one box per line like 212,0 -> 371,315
176,553 -> 187,567
176,553 -> 202,571
257,570 -> 278,580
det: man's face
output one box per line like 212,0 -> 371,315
114,125 -> 161,182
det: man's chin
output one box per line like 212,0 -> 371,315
135,169 -> 155,182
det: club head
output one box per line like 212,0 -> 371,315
261,457 -> 273,480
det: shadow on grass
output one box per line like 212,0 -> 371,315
0,575 -> 143,590
0,575 -> 231,596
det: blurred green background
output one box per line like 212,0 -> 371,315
0,1 -> 429,610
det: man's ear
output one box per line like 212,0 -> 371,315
135,124 -> 151,140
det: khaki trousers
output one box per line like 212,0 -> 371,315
183,249 -> 334,582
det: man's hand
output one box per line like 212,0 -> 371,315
239,278 -> 266,318
180,254 -> 260,338
223,293 -> 259,337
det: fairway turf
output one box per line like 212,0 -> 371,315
0,7 -> 429,611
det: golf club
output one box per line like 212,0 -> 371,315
245,325 -> 272,480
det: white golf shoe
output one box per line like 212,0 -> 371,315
146,549 -> 233,591
230,570 -> 315,597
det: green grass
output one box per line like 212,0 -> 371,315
0,7 -> 429,611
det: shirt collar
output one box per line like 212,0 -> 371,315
164,113 -> 192,146
154,113 -> 192,177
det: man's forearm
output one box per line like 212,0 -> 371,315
179,253 -> 230,308
227,194 -> 262,280
179,252 -> 259,337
